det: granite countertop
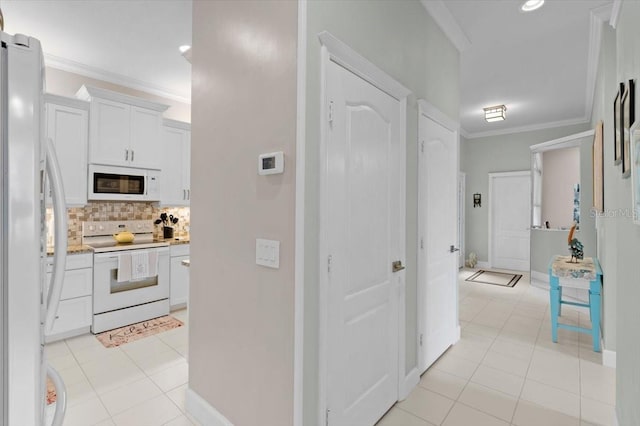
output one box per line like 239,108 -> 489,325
46,244 -> 93,256
156,237 -> 190,245
47,236 -> 190,256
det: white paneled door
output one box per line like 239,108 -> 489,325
418,111 -> 459,373
324,60 -> 405,426
489,171 -> 531,271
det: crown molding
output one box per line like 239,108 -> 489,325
584,6 -> 610,125
463,115 -> 590,140
609,0 -> 622,29
43,93 -> 90,111
420,0 -> 471,52
76,85 -> 170,112
44,53 -> 191,104
163,118 -> 191,130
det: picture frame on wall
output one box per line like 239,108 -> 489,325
614,82 -> 624,165
622,79 -> 635,178
593,120 -> 604,213
630,121 -> 640,224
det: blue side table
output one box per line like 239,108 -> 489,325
548,255 -> 603,352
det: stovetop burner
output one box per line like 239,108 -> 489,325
82,220 -> 169,253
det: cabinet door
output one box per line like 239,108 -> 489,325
90,98 -> 130,166
46,296 -> 92,341
130,106 -> 162,170
46,103 -> 89,205
183,130 -> 191,202
170,255 -> 189,308
161,126 -> 189,205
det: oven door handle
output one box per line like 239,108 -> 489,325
44,138 -> 68,335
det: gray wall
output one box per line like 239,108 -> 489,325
303,1 -> 459,424
591,3 -> 640,424
190,2 -> 298,425
461,123 -> 591,266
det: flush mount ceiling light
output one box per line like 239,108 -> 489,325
521,0 -> 544,12
483,105 -> 507,122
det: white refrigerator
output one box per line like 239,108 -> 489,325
0,31 -> 68,425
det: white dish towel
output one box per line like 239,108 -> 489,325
130,250 -> 150,281
117,253 -> 132,283
117,250 -> 160,282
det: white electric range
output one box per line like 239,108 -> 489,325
82,220 -> 170,333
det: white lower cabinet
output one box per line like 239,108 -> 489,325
170,244 -> 190,309
46,253 -> 93,342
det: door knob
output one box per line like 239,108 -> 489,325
392,260 -> 405,272
450,245 -> 460,253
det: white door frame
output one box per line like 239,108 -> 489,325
318,31 -> 411,426
459,172 -> 466,268
417,99 -> 461,374
488,170 -> 531,269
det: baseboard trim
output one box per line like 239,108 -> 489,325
531,270 -> 549,285
602,343 -> 616,368
477,261 -> 490,268
185,387 -> 234,426
400,368 -> 420,400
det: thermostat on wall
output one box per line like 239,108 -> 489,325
258,151 -> 284,175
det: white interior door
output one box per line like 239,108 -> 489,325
418,110 -> 459,373
324,60 -> 405,426
489,171 -> 531,271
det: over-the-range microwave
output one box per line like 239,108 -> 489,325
88,164 -> 160,201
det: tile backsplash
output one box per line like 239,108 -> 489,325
47,202 -> 190,246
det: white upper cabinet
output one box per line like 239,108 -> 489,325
77,85 -> 168,170
161,119 -> 191,206
45,94 -> 90,206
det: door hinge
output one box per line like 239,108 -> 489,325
420,333 -> 423,347
420,238 -> 424,250
327,255 -> 332,273
328,101 -> 334,126
326,408 -> 331,426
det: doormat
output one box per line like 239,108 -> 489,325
466,270 -> 522,288
95,315 -> 184,348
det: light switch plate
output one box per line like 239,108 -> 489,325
256,238 -> 280,269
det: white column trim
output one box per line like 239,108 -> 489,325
293,1 -> 307,425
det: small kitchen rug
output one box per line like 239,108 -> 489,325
466,270 -> 522,288
95,315 -> 184,348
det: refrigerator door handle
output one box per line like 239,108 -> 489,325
46,364 -> 67,426
44,138 -> 67,335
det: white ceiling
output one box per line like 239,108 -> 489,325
0,0 -> 614,133
2,0 -> 192,103
437,0 -> 612,138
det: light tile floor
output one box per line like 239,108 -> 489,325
48,270 -> 616,426
377,269 -> 616,426
46,308 -> 200,426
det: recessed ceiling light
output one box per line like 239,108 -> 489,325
178,45 -> 191,54
521,0 -> 544,12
